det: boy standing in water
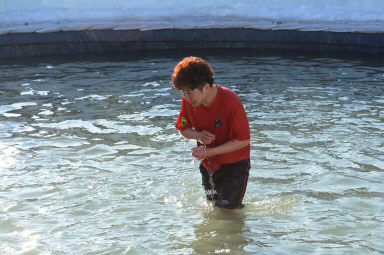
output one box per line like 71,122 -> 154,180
172,56 -> 251,209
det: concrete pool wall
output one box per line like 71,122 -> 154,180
1,28 -> 383,58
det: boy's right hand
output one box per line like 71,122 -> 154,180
197,130 -> 215,145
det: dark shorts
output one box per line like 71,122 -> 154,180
199,158 -> 250,209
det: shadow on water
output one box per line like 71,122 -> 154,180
1,48 -> 383,67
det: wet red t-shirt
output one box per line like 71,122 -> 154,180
175,85 -> 250,171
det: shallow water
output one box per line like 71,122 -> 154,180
0,51 -> 383,254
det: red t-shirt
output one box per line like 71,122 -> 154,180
175,84 -> 250,171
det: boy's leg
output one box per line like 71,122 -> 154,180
213,158 -> 250,209
199,163 -> 218,201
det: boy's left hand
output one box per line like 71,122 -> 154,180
191,145 -> 207,160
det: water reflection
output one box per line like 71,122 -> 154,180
190,208 -> 249,254
0,141 -> 19,170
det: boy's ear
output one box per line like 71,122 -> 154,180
202,83 -> 210,92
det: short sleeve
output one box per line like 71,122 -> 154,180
229,102 -> 250,141
175,97 -> 192,131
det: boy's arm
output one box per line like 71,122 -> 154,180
192,139 -> 249,160
179,128 -> 199,140
179,128 -> 215,144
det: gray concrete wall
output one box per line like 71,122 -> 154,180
1,28 -> 383,58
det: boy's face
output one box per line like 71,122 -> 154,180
181,84 -> 207,107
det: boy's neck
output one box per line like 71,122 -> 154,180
203,85 -> 217,107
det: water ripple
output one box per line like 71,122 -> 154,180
0,52 -> 383,254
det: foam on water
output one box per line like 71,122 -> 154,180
0,102 -> 37,116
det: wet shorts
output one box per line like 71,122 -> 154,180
199,158 -> 250,209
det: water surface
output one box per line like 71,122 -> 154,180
0,51 -> 383,254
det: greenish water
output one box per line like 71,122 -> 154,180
0,51 -> 383,254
